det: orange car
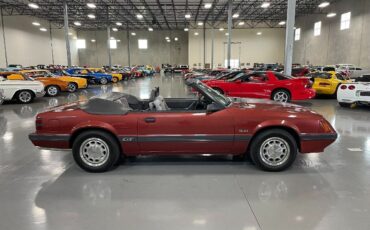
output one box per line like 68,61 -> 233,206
7,72 -> 69,97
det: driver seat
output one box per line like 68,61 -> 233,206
149,96 -> 170,111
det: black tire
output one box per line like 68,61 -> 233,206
16,90 -> 34,104
72,130 -> 121,172
212,88 -> 224,95
249,129 -> 297,172
332,85 -> 340,98
112,77 -> 119,83
339,102 -> 352,108
67,82 -> 78,93
100,78 -> 108,85
45,85 -> 60,97
272,89 -> 291,103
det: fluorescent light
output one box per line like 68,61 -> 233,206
232,13 -> 239,18
261,2 -> 270,8
87,3 -> 96,8
165,36 -> 169,40
74,21 -> 81,26
225,33 -> 229,36
87,14 -> 95,19
131,32 -> 136,36
278,21 -> 286,25
32,22 -> 40,26
238,21 -> 245,26
117,39 -> 121,42
91,39 -> 96,42
327,12 -> 337,18
136,14 -> 143,19
198,22 -> 203,26
174,37 -> 178,41
73,36 -> 77,40
219,27 -> 224,31
28,3 -> 39,9
112,28 -> 118,32
204,3 -> 212,9
68,32 -> 73,35
318,2 -> 330,8
185,14 -> 191,19
116,22 -> 122,26
39,28 -> 47,32
257,32 -> 262,35
194,32 -> 199,36
167,39 -> 171,42
184,28 -> 189,31
110,37 -> 115,40
148,27 -> 153,31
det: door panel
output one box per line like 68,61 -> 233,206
137,110 -> 235,154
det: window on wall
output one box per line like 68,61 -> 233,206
76,39 -> 86,49
224,59 -> 239,68
314,21 -> 321,36
138,39 -> 148,49
340,12 -> 351,30
110,39 -> 117,49
294,28 -> 301,41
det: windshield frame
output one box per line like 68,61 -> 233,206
188,80 -> 232,108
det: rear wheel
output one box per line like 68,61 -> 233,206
16,90 -> 34,104
272,89 -> 291,103
45,85 -> 60,97
112,77 -> 119,83
72,130 -> 121,172
249,129 -> 297,171
339,102 -> 352,108
67,82 -> 78,93
100,78 -> 108,85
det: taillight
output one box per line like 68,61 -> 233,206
348,85 -> 355,90
340,85 -> 347,90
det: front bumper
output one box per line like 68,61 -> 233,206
299,133 -> 337,153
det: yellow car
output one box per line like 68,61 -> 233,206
309,71 -> 351,96
19,70 -> 88,93
84,68 -> 122,83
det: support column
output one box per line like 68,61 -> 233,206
227,0 -> 232,69
203,23 -> 206,68
49,22 -> 55,65
126,27 -> 131,67
63,0 -> 71,67
1,8 -> 8,66
107,26 -> 112,68
211,27 -> 214,69
284,0 -> 296,76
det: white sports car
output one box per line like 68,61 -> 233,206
0,76 -> 45,104
337,82 -> 370,107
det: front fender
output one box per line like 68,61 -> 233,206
252,119 -> 301,135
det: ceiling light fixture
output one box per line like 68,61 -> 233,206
327,12 -> 337,17
148,27 -> 153,31
39,28 -> 47,32
87,14 -> 95,19
136,14 -> 143,19
198,22 -> 203,26
131,32 -> 136,36
261,2 -> 270,8
232,13 -> 239,18
68,32 -> 73,35
28,3 -> 39,9
112,28 -> 118,32
238,21 -> 245,26
165,36 -> 169,39
116,22 -> 122,26
74,21 -> 81,26
185,13 -> 191,19
91,39 -> 96,42
117,40 -> 121,42
32,22 -> 40,26
184,28 -> 189,31
204,3 -> 212,9
167,39 -> 171,42
194,32 -> 199,36
110,37 -> 115,40
278,21 -> 286,25
87,3 -> 96,8
174,37 -> 178,41
219,27 -> 224,31
257,32 -> 262,35
318,2 -> 330,8
225,33 -> 229,36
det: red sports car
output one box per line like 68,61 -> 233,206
206,71 -> 315,103
29,80 -> 336,172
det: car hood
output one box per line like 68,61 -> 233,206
230,98 -> 319,116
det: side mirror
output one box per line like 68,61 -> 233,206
235,79 -> 242,83
206,102 -> 223,113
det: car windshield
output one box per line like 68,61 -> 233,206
195,81 -> 232,107
228,72 -> 246,82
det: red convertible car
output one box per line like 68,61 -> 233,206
206,71 -> 315,103
29,80 -> 336,172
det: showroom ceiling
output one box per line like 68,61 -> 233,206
0,0 -> 334,30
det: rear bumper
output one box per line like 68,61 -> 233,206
292,88 -> 316,100
29,133 -> 70,149
36,91 -> 46,97
299,133 -> 337,153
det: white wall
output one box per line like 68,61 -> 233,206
293,0 -> 370,68
0,15 -> 79,67
189,28 -> 286,68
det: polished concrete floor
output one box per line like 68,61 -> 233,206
1,73 -> 370,230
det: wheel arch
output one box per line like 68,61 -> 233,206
12,89 -> 35,100
270,88 -> 291,99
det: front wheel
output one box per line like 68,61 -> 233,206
272,89 -> 290,103
16,90 -> 34,104
100,78 -> 108,85
72,130 -> 121,172
249,129 -> 297,171
112,77 -> 119,83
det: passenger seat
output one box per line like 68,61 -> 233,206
149,96 -> 170,111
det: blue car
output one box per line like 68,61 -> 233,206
65,68 -> 113,85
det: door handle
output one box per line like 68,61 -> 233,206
144,117 -> 156,123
